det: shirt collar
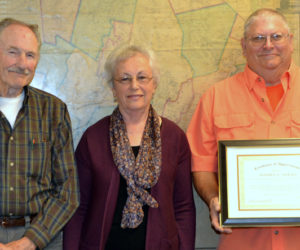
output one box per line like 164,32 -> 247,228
244,62 -> 296,90
23,86 -> 30,105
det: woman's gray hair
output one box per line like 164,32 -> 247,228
104,44 -> 160,87
244,8 -> 290,38
0,18 -> 41,51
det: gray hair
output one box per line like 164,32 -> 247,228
104,44 -> 160,87
0,18 -> 41,51
244,8 -> 290,38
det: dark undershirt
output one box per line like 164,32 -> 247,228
105,146 -> 149,250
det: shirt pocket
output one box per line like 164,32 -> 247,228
214,113 -> 254,140
289,111 -> 300,138
26,133 -> 51,186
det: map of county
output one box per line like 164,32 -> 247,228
1,0 -> 299,248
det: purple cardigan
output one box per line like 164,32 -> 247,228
63,116 -> 196,250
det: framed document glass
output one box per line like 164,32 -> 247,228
218,139 -> 300,227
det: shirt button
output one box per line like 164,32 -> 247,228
10,162 -> 14,167
9,213 -> 13,216
271,120 -> 276,124
9,187 -> 14,191
274,230 -> 279,235
261,98 -> 265,102
9,136 -> 14,141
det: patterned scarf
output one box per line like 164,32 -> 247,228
110,105 -> 162,229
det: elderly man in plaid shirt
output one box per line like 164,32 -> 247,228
0,18 -> 79,250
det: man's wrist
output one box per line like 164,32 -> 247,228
5,237 -> 36,250
22,236 -> 36,249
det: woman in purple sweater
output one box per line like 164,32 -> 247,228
63,45 -> 195,250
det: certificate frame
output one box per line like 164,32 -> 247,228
218,138 -> 300,227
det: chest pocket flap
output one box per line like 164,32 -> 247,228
214,113 -> 253,128
214,113 -> 254,140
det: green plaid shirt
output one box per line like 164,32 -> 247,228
0,86 -> 79,248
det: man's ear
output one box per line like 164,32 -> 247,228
289,33 -> 294,53
241,38 -> 247,57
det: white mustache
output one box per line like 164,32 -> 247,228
8,67 -> 30,75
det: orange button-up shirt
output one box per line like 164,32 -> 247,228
187,63 -> 300,250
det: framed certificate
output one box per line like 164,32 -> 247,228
218,139 -> 300,227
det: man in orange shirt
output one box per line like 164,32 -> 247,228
187,8 -> 300,250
